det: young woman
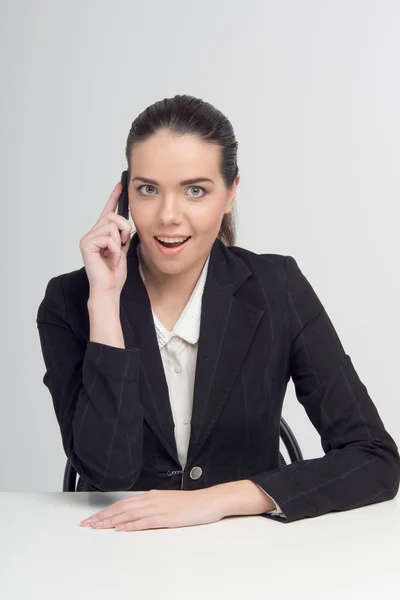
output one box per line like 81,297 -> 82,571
37,94 -> 400,532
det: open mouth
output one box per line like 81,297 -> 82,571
154,236 -> 191,249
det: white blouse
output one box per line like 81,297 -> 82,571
137,243 -> 284,517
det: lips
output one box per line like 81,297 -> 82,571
156,237 -> 190,248
154,236 -> 191,255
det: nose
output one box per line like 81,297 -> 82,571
157,195 -> 183,226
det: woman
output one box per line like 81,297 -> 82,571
36,94 -> 400,531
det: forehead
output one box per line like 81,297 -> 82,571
130,130 -> 221,176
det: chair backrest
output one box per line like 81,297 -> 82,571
63,416 -> 303,491
279,416 -> 303,463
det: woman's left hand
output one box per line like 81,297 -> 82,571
80,488 -> 225,531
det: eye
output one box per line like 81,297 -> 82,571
136,185 -> 156,196
136,184 -> 208,198
187,186 -> 207,198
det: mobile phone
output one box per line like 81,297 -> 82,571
117,170 -> 129,246
117,170 -> 129,220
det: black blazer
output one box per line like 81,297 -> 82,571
36,232 -> 400,523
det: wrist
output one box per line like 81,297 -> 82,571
87,294 -> 124,348
88,293 -> 120,312
209,480 -> 276,518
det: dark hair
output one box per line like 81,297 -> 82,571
125,94 -> 239,246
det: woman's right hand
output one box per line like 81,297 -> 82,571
79,182 -> 133,297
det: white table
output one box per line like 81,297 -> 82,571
1,491 -> 399,599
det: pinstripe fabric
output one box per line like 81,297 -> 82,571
136,242 -> 284,517
36,232 -> 400,522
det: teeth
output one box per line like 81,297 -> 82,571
156,236 -> 189,243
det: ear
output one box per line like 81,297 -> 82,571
224,173 -> 240,214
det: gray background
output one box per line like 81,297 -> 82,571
1,0 -> 399,491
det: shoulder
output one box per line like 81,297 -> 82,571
38,266 -> 89,326
37,266 -> 90,337
45,265 -> 89,301
225,245 -> 321,318
227,244 -> 306,280
226,243 -> 291,283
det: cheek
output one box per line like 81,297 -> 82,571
190,201 -> 225,228
129,203 -> 151,227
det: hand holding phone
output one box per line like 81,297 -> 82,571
79,172 -> 132,296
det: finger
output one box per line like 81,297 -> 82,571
89,235 -> 121,269
91,506 -> 157,529
80,506 -> 126,526
112,215 -> 132,245
98,182 -> 122,220
120,229 -> 133,251
105,236 -> 122,269
81,493 -> 148,524
116,515 -> 167,531
94,212 -> 132,236
93,214 -> 133,247
89,222 -> 121,250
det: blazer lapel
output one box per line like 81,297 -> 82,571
121,233 -> 178,461
186,242 -> 265,467
120,232 -> 265,469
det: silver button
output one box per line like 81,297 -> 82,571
190,466 -> 202,480
174,365 -> 181,373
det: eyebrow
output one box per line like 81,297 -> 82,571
131,176 -> 215,186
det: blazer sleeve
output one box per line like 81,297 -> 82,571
256,486 -> 286,517
246,255 -> 400,523
36,275 -> 144,491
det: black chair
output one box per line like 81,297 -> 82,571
63,416 -> 303,491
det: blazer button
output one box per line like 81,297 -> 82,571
189,466 -> 203,480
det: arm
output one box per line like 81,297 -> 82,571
36,275 -> 144,491
207,480 -> 286,518
244,255 -> 400,523
88,294 -> 125,348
